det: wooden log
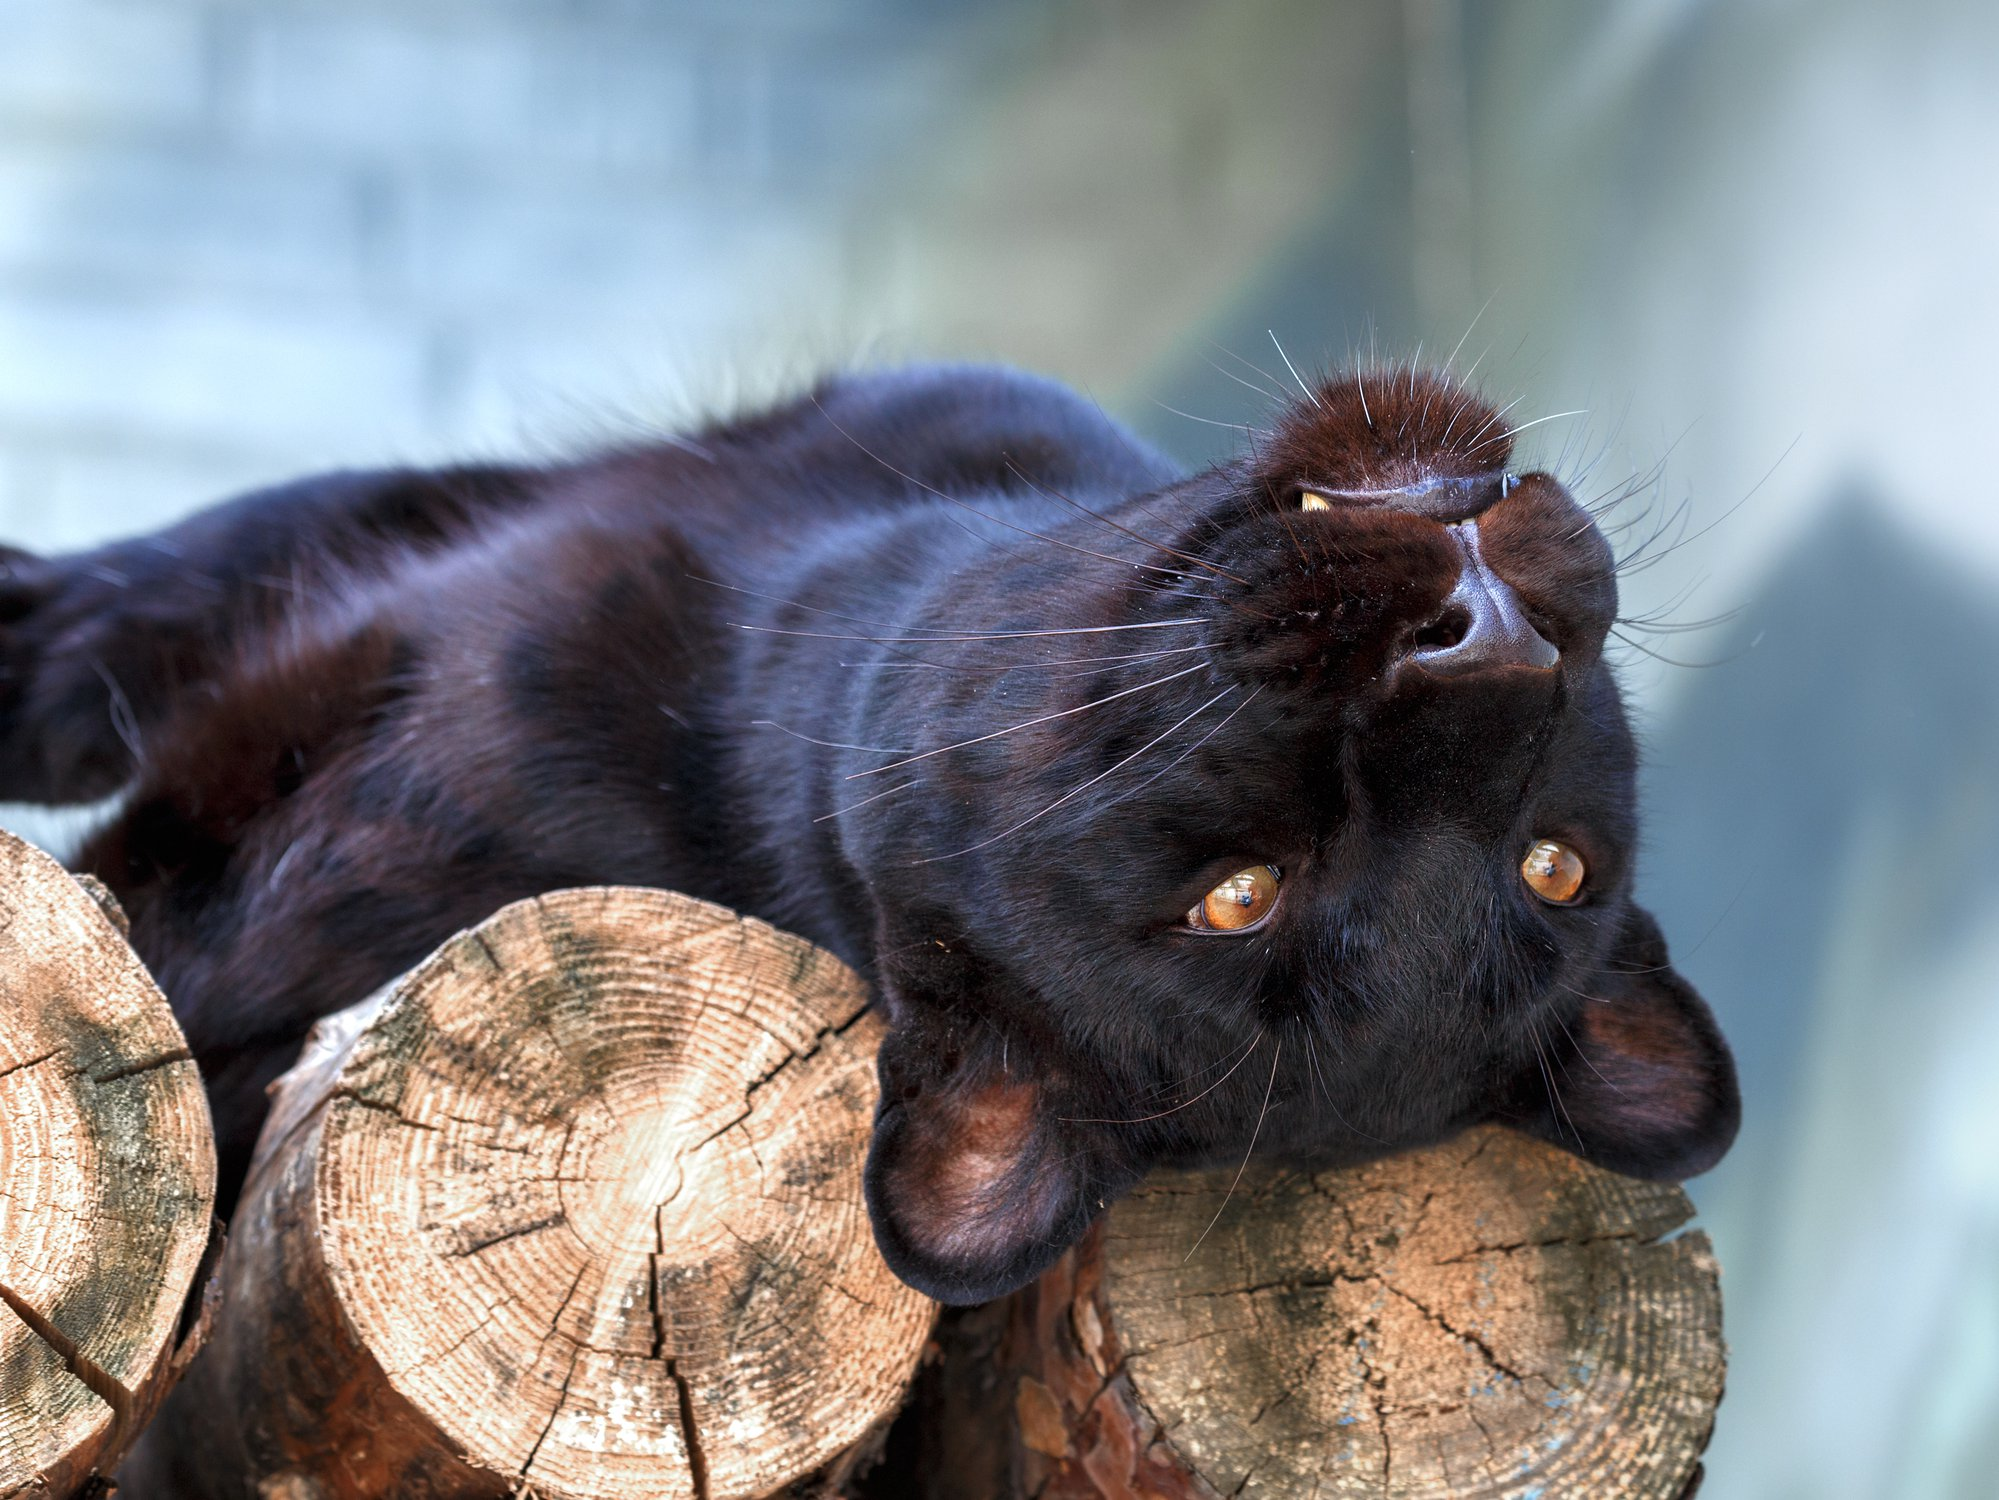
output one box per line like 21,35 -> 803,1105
905,1126 -> 1723,1499
135,887 -> 936,1500
0,831 -> 219,1499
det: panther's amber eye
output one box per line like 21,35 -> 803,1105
1521,839 -> 1587,904
1186,865 -> 1281,932
1298,490 -> 1332,511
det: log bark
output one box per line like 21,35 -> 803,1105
0,831 -> 219,1499
906,1126 -> 1724,1499
134,886 -> 936,1500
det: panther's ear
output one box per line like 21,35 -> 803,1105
864,1018 -> 1136,1306
1512,907 -> 1740,1180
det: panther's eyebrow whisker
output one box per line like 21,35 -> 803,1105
1269,329 -> 1322,410
1150,398 -> 1258,433
1206,343 -> 1294,404
846,661 -> 1207,778
1458,393 -> 1526,452
1469,408 -> 1588,454
1444,297 -> 1491,375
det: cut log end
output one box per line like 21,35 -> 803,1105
149,886 -> 936,1500
0,830 -> 217,1498
915,1126 -> 1724,1500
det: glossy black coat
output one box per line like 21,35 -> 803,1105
0,364 -> 1738,1303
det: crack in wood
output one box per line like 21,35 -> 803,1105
0,1047 -> 60,1083
1226,1453 -> 1264,1496
84,1046 -> 192,1086
328,1087 -> 444,1132
388,1296 -> 512,1380
0,1275 -> 136,1448
448,1213 -> 568,1258
1379,1279 -> 1537,1388
517,1343 -> 583,1485
737,1003 -> 870,1109
649,1202 -> 670,1361
1182,1270 -> 1371,1300
470,930 -> 505,973
1351,1328 -> 1394,1492
515,1264 -> 590,1483
1434,1226 -> 1648,1264
666,1358 -> 711,1500
1247,1348 -> 1320,1428
1464,1401 -> 1510,1489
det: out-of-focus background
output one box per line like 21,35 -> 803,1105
2,2 -> 1994,1492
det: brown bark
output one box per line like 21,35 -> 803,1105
134,887 -> 936,1500
908,1127 -> 1724,1499
0,831 -> 218,1499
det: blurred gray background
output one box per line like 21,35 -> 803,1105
2,2 -> 1995,1493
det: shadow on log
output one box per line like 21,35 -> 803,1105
897,1127 -> 1723,1499
130,887 -> 936,1500
0,832 -> 218,1499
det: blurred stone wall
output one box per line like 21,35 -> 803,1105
0,0 -> 1012,549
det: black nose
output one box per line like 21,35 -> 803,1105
1407,522 -> 1559,676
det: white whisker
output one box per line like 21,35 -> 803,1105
1269,330 -> 1321,408
1474,408 -> 1589,452
813,778 -> 921,824
733,617 -> 1210,645
752,721 -> 915,754
1184,1034 -> 1284,1263
1102,683 -> 1265,809
1063,1024 -> 1265,1125
849,661 -> 1208,779
914,685 -> 1236,863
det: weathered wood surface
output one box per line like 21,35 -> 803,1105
136,886 -> 937,1500
907,1126 -> 1723,1499
0,832 -> 218,1499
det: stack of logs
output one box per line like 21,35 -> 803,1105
0,826 -> 1724,1500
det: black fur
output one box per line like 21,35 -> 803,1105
0,363 -> 1738,1304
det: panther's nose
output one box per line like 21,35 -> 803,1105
1406,522 -> 1559,676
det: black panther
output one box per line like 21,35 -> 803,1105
0,363 -> 1738,1304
